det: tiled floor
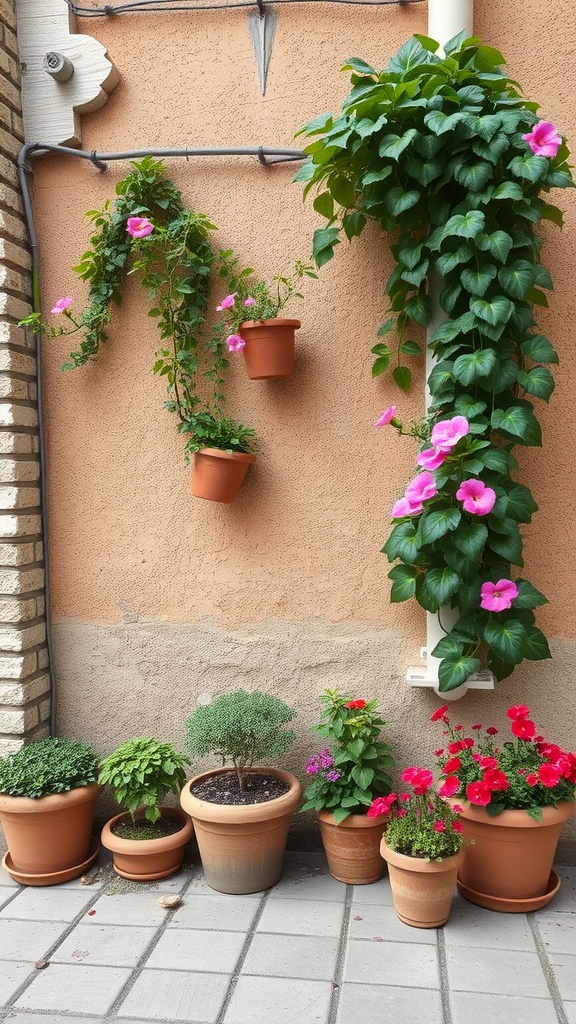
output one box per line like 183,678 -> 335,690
0,852 -> 574,1024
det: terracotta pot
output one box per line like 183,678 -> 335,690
239,318 -> 300,379
191,448 -> 256,504
101,806 -> 194,881
454,800 -> 574,911
317,810 -> 387,884
0,783 -> 101,885
381,837 -> 463,928
180,767 -> 302,894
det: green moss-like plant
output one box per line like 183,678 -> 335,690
0,737 -> 99,799
98,737 -> 191,823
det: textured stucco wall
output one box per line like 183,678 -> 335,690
25,0 -> 576,851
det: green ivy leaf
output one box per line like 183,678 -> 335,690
454,395 -> 487,419
385,187 -> 421,215
438,656 -> 481,692
404,294 -> 432,327
313,192 -> 334,219
312,226 -> 340,267
382,521 -> 420,562
400,339 -> 422,356
487,650 -> 516,681
455,160 -> 493,191
441,210 -> 485,241
513,580 -> 548,610
523,626 -> 552,661
517,367 -> 555,401
392,366 -> 412,391
435,245 -> 474,275
491,181 -> 524,201
371,355 -> 391,377
504,484 -> 538,522
470,296 -> 514,326
341,56 -> 377,75
452,521 -> 488,560
343,212 -> 367,240
388,564 -> 418,602
418,507 -> 461,545
498,260 -> 536,299
507,153 -> 549,183
491,406 -> 542,446
421,567 -> 461,607
378,129 -> 418,160
520,335 -> 559,365
484,619 -> 527,664
362,166 -> 393,186
453,348 -> 497,385
476,230 -> 514,263
461,264 -> 497,297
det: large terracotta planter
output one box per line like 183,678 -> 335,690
180,767 -> 302,894
454,800 -> 574,912
381,837 -> 463,928
191,448 -> 256,504
239,318 -> 300,379
100,806 -> 193,881
317,810 -> 387,884
0,783 -> 101,886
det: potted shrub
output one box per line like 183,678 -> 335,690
432,703 -> 576,911
180,690 -> 301,894
370,770 -> 464,928
214,251 -> 316,379
300,689 -> 395,884
183,411 -> 257,503
0,736 -> 101,885
99,737 -> 193,881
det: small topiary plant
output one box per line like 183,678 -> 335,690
98,737 -> 191,823
184,690 -> 297,791
0,737 -> 99,799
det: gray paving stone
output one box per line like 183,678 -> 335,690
223,976 -> 332,1024
548,953 -> 576,1001
450,991 -> 560,1024
50,922 -> 157,966
446,946 -> 550,997
337,983 -> 443,1024
549,866 -> 576,911
267,854 -> 347,902
146,928 -> 245,973
343,938 -> 439,989
350,876 -> 393,906
537,911 -> 576,955
0,919 -> 69,961
0,866 -> 21,886
86,892 -> 174,926
4,1016 -> 106,1024
256,897 -> 344,936
565,1001 -> 576,1024
444,898 -> 534,950
0,887 -> 94,921
166,893 -> 261,931
349,903 -> 436,944
116,968 -> 229,1022
13,962 -> 132,1015
0,960 -> 32,1006
0,884 -> 17,908
241,932 -> 339,980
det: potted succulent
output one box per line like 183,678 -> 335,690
0,736 -> 101,885
180,690 -> 301,894
99,737 -> 193,881
432,703 -> 576,911
214,250 -> 316,379
300,689 -> 395,884
371,770 -> 464,928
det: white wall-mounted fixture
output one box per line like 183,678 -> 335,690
42,52 -> 75,83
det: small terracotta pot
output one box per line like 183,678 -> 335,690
239,318 -> 300,379
317,810 -> 387,884
191,448 -> 256,504
381,837 -> 463,928
454,800 -> 574,910
100,806 -> 194,881
180,767 -> 302,894
0,783 -> 101,884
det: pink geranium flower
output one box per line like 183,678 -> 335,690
433,820 -> 446,833
417,447 -> 447,471
51,296 -> 72,314
406,471 -> 437,504
456,478 -> 496,516
522,121 -> 562,158
367,793 -> 396,818
480,579 -> 519,612
538,763 -> 561,788
216,293 -> 237,311
466,780 -> 492,806
225,333 -> 246,353
438,775 -> 459,798
507,704 -> 530,720
391,497 -> 423,518
430,415 -> 469,452
126,216 -> 154,238
511,718 -> 536,741
243,296 -> 256,307
375,405 -> 397,427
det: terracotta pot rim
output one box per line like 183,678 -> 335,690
239,318 -> 301,330
453,800 -> 575,828
181,767 -> 302,825
381,837 -> 464,873
101,806 -> 193,855
0,782 -> 102,815
195,448 -> 257,464
317,809 -> 388,828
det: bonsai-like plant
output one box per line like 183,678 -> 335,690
301,689 -> 395,823
98,737 -> 191,824
369,769 -> 464,861
295,34 -> 574,690
0,737 -> 99,798
184,690 -> 296,792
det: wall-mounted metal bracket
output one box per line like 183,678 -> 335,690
247,4 -> 277,96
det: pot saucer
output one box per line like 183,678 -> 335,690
2,836 -> 100,886
457,869 -> 560,913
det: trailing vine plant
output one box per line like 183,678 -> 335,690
295,33 -> 574,691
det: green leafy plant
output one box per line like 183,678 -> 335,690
301,690 -> 395,823
98,737 -> 191,823
184,690 -> 296,791
0,737 -> 99,798
369,771 -> 464,861
296,33 -> 574,690
214,250 -> 316,342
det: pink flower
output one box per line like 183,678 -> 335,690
507,704 -> 530,720
480,756 -> 498,770
480,579 -> 519,612
526,773 -> 538,786
225,334 -> 246,353
443,757 -> 461,773
452,803 -> 464,814
417,447 -> 447,471
433,820 -> 446,833
434,748 -> 444,757
431,705 -> 449,723
511,718 -> 536,740
406,471 -> 437,504
367,794 -> 396,818
483,768 -> 509,792
243,296 -> 256,307
216,293 -> 237,311
466,780 -> 492,806
126,216 -> 154,238
51,296 -> 72,314
453,820 -> 464,833
522,121 -> 562,158
438,775 -> 460,798
375,405 -> 397,427
456,478 -> 496,516
430,415 -> 469,452
397,808 -> 407,817
448,740 -> 464,754
537,763 -> 561,788
391,497 -> 423,518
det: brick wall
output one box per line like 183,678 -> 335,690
0,0 -> 50,756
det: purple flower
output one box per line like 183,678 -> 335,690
216,293 -> 237,311
51,297 -> 72,315
305,757 -> 319,775
325,770 -> 341,782
126,216 -> 154,238
226,334 -> 246,353
417,447 -> 447,471
522,121 -> 562,158
430,416 -> 469,452
375,405 -> 397,427
456,478 -> 496,516
405,471 -> 437,504
243,296 -> 256,307
391,497 -> 423,518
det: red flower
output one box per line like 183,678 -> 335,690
486,727 -> 498,736
346,699 -> 366,710
453,820 -> 464,833
480,756 -> 498,770
438,775 -> 459,798
454,724 -> 463,732
462,738 -> 475,749
431,704 -> 449,722
433,821 -> 446,833
537,763 -> 561,788
507,704 -> 530,720
511,718 -> 536,740
434,748 -> 444,757
537,742 -> 562,761
448,740 -> 464,754
526,773 -> 538,786
367,793 -> 396,818
443,756 -> 461,773
483,768 -> 510,792
471,723 -> 482,730
466,780 -> 492,806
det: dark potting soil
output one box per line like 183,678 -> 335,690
112,816 -> 185,841
191,772 -> 290,805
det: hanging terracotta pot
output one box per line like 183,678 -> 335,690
0,783 -> 101,886
317,810 -> 387,884
239,318 -> 300,380
180,767 -> 302,894
454,800 -> 574,912
191,448 -> 256,503
100,806 -> 193,881
381,837 -> 463,928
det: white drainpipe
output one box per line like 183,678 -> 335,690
406,0 -> 494,700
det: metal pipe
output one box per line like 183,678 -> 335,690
67,0 -> 424,14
